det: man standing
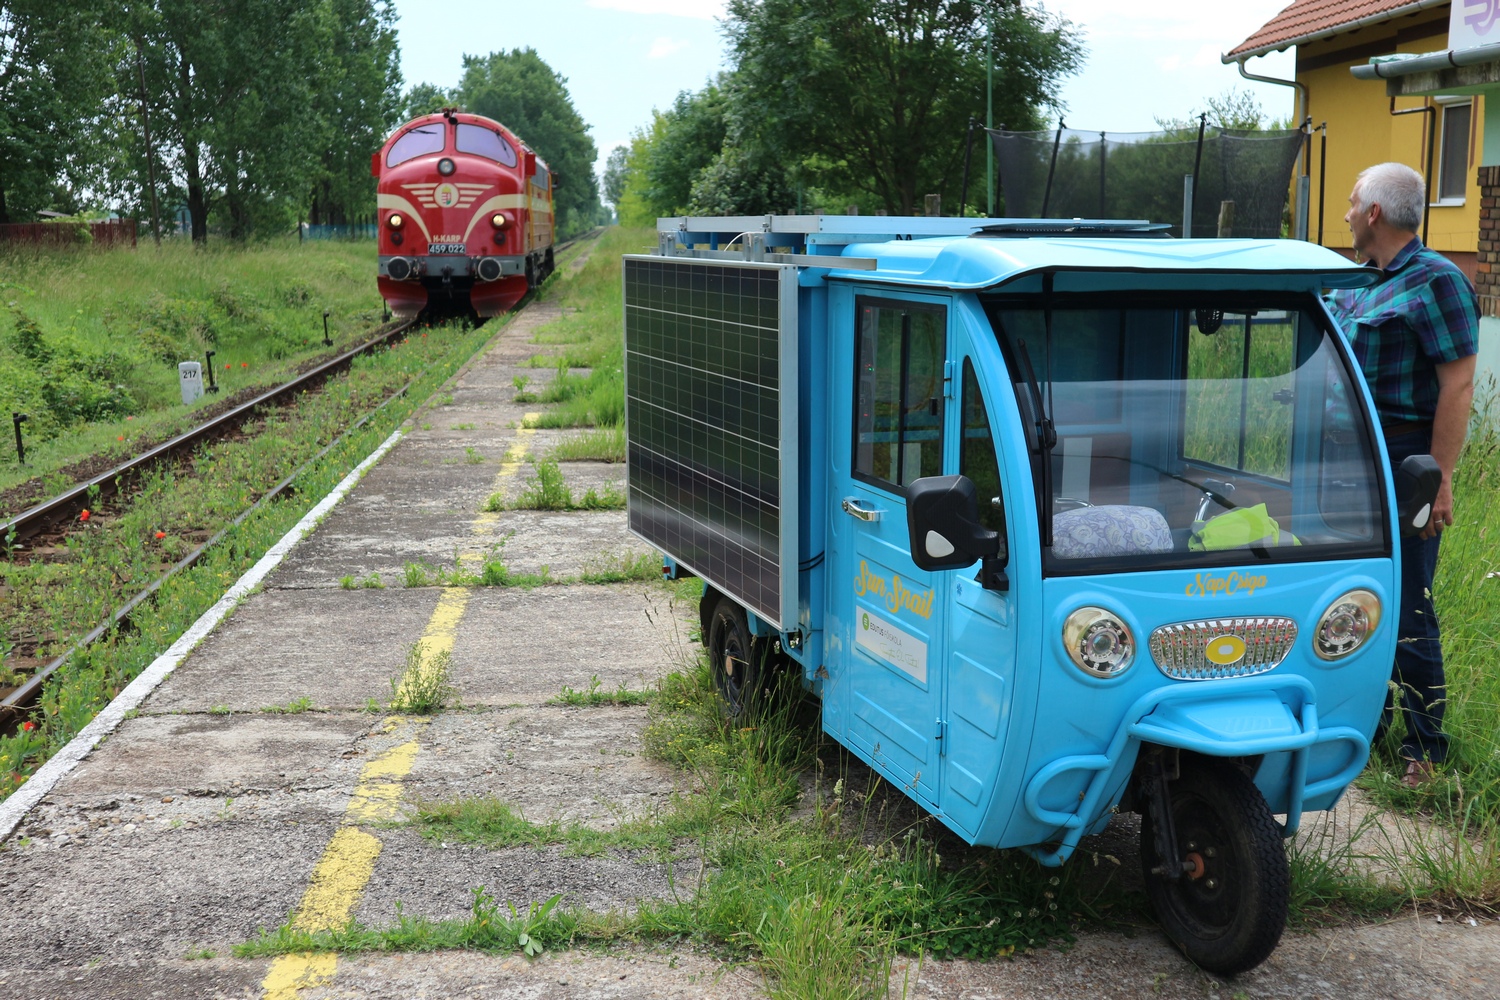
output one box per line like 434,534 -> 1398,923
1326,162 -> 1477,788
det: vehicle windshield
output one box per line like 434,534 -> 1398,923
985,294 -> 1388,575
456,123 -> 517,166
386,125 -> 445,167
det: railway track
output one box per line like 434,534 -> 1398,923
0,318 -> 435,726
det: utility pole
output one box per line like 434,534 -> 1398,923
135,41 -> 162,245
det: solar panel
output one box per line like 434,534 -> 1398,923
623,256 -> 799,629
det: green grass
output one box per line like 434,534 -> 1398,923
387,642 -> 455,715
261,696 -> 314,715
491,458 -> 625,512
549,426 -> 625,463
549,674 -> 654,707
0,239 -> 390,496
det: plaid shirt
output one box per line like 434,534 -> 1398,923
1325,238 -> 1478,426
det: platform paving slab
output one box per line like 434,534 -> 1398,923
403,706 -> 683,829
144,588 -> 442,713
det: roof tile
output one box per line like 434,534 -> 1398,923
1227,0 -> 1436,60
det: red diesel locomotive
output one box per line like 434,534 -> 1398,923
374,110 -> 555,320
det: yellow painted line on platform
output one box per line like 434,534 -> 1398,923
261,586 -> 472,999
463,413 -> 543,568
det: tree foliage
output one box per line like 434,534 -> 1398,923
0,0 -> 118,223
723,0 -> 1082,215
453,48 -> 602,237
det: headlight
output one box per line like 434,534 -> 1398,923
1314,589 -> 1380,660
438,157 -> 456,176
387,213 -> 404,229
490,212 -> 508,229
1063,606 -> 1135,678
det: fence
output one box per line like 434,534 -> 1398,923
989,126 -> 1305,239
0,219 -> 138,248
301,221 -> 377,241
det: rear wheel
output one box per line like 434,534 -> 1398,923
1139,757 -> 1288,975
704,595 -> 767,719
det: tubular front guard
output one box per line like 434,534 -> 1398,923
1019,674 -> 1368,866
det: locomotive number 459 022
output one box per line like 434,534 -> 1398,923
428,242 -> 466,255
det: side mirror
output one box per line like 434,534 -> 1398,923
1393,454 -> 1442,537
370,151 -> 380,178
905,475 -> 1008,589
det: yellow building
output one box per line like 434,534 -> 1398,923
1227,1 -> 1482,274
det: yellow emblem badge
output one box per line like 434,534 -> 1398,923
1204,635 -> 1247,666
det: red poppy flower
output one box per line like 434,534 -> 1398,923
155,531 -> 166,539
80,509 -> 90,521
22,721 -> 35,731
224,363 -> 231,369
241,362 -> 248,368
118,435 -> 125,440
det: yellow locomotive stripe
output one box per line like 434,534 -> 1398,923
259,588 -> 471,999
375,193 -> 432,242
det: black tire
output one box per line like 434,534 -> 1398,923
1139,757 -> 1289,976
704,595 -> 766,720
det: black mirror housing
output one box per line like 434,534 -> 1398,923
905,475 -> 1005,582
1393,454 -> 1442,537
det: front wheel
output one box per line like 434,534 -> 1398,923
1139,757 -> 1289,975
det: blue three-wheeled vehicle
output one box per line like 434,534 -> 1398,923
622,216 -> 1440,974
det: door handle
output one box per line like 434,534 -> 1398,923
841,497 -> 883,522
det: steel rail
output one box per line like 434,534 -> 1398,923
1,319 -> 415,546
0,377 -> 417,720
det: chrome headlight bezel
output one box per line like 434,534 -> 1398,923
1063,606 -> 1136,678
1313,589 -> 1381,660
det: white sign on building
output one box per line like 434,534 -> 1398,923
1451,0 -> 1500,50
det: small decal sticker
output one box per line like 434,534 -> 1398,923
1204,635 -> 1248,666
856,609 -> 928,683
1184,571 -> 1268,597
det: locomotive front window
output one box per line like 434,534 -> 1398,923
985,294 -> 1388,575
386,126 -> 445,167
456,123 -> 517,167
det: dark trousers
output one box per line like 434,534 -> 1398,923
1381,429 -> 1448,764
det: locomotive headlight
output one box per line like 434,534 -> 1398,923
490,212 -> 508,229
437,157 -> 456,176
1063,606 -> 1135,678
1314,589 -> 1380,660
387,213 -> 404,229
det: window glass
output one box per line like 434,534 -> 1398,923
386,125 -> 445,168
1184,310 -> 1295,480
532,163 -> 550,190
854,299 -> 945,489
456,123 -> 517,166
1438,102 -> 1471,202
960,359 -> 1006,535
986,297 -> 1386,574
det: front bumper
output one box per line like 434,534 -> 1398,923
1019,673 -> 1368,866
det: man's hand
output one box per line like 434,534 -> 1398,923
1424,355 -> 1476,540
1423,477 -> 1454,539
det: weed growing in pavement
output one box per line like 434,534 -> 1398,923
360,572 -> 384,589
208,705 -> 232,716
387,641 -> 455,715
363,697 -> 381,713
183,947 -> 216,960
339,574 -> 357,590
498,459 -> 624,512
549,426 -> 625,463
261,696 -> 313,715
549,674 -> 653,707
464,447 -> 485,464
511,374 -> 536,403
451,423 -> 475,430
402,561 -> 437,588
577,550 -> 659,585
236,888 -> 582,960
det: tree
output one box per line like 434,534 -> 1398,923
1155,89 -> 1293,133
401,81 -> 451,120
123,0 -> 331,241
307,0 -> 404,227
454,48 -> 600,237
0,1 -> 117,223
723,0 -> 1082,215
602,144 -> 630,209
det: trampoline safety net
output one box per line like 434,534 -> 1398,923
989,127 -> 1305,239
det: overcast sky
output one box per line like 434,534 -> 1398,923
390,0 -> 1301,181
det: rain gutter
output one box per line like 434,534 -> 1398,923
1351,42 -> 1500,79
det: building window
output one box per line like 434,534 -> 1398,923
1436,100 -> 1472,204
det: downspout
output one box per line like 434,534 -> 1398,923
1235,57 -> 1311,237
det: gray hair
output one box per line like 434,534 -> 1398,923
1355,162 -> 1425,232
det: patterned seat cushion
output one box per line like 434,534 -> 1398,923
1053,505 -> 1174,559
